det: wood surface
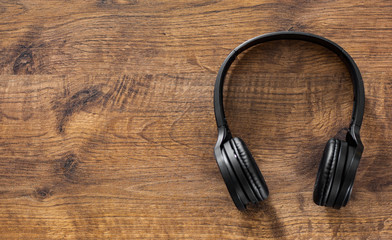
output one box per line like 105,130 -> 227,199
0,0 -> 391,239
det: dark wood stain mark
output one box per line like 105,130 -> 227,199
96,0 -> 138,8
0,111 -> 20,121
63,154 -> 79,180
307,220 -> 313,232
55,86 -> 103,133
52,75 -> 149,133
297,193 -> 305,211
0,25 -> 44,75
56,153 -> 81,182
13,47 -> 34,74
33,187 -> 53,200
98,0 -> 111,5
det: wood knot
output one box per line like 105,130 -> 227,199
13,47 -> 34,74
53,86 -> 103,133
57,153 -> 81,182
33,187 -> 53,200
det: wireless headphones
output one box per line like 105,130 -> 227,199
213,31 -> 365,210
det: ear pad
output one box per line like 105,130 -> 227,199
313,138 -> 341,206
231,137 -> 269,201
325,141 -> 348,207
223,141 -> 258,204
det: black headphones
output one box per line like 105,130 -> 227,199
213,32 -> 365,210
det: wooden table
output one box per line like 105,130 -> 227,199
0,1 -> 391,239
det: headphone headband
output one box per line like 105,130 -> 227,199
213,31 -> 364,145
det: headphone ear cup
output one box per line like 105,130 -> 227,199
231,137 -> 269,201
313,138 -> 341,206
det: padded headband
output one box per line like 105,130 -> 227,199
214,31 -> 365,141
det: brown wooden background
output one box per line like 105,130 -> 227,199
0,0 -> 391,239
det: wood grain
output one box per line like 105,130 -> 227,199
0,0 -> 391,239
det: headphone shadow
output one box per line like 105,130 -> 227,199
240,200 -> 288,239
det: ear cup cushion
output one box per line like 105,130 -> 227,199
326,141 -> 348,207
231,137 -> 269,201
313,138 -> 341,206
223,141 -> 258,204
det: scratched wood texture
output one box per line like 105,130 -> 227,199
0,0 -> 391,239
